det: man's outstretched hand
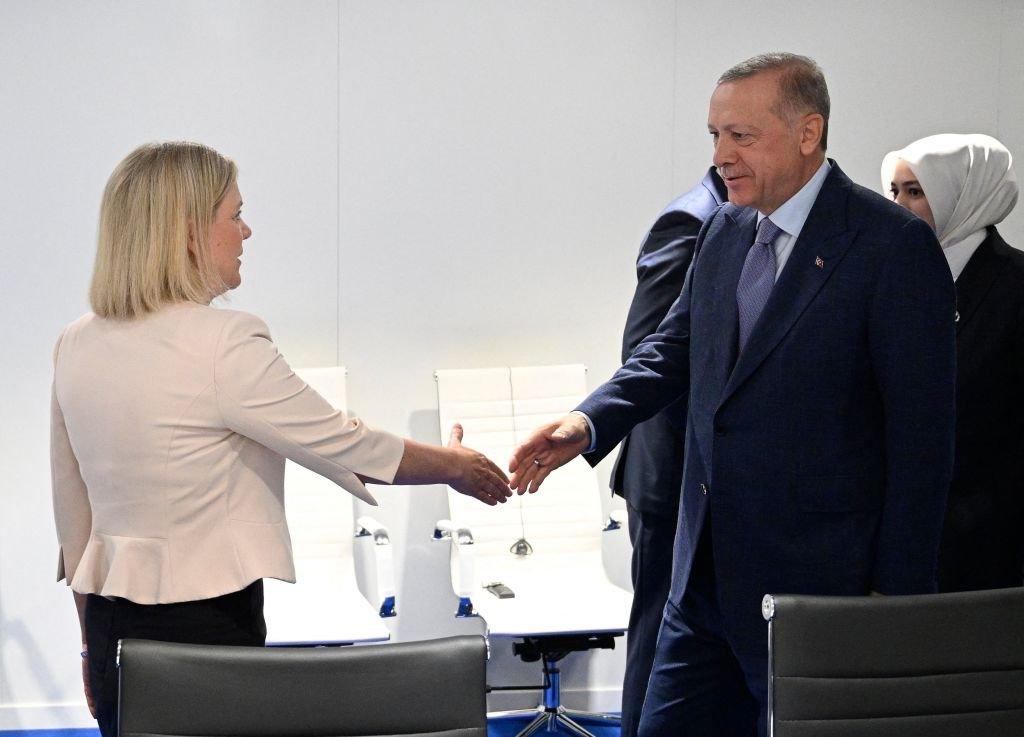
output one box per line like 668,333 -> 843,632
508,413 -> 591,494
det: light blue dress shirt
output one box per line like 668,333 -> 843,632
759,158 -> 831,281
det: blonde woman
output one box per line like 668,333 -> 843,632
52,141 -> 511,736
883,133 -> 1023,593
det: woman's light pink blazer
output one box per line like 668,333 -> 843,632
51,302 -> 405,605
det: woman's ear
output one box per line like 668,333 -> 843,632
799,113 -> 824,155
185,221 -> 197,257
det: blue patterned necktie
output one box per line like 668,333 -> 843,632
736,217 -> 783,351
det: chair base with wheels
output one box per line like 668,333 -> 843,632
492,634 -> 623,737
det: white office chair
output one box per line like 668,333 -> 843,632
434,364 -> 631,737
263,367 -> 395,646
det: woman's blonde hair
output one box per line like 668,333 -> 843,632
89,141 -> 237,319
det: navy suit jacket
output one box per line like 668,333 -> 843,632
579,163 -> 956,658
610,168 -> 726,518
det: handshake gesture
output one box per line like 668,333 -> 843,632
441,413 -> 591,505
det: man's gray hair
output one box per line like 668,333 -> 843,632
719,52 -> 830,150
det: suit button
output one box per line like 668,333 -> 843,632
699,483 -> 708,495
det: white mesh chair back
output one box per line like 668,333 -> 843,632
263,367 -> 390,645
510,365 -> 603,555
435,364 -> 630,636
436,367 -> 525,561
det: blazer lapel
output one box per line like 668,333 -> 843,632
954,229 -> 1002,335
720,165 -> 858,405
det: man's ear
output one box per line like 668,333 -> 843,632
799,113 -> 824,155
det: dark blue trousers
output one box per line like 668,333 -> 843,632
621,501 -> 678,737
637,529 -> 766,737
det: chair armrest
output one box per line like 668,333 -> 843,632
433,519 -> 475,545
356,515 -> 391,545
354,516 -> 396,617
603,508 -> 627,532
433,518 -> 455,539
432,520 -> 477,615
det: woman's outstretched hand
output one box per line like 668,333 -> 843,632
508,413 -> 591,494
447,423 -> 512,506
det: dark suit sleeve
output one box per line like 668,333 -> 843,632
868,218 -> 957,594
619,213 -> 703,436
621,212 -> 702,361
577,213 -> 719,465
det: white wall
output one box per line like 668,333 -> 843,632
1,0 -> 1021,728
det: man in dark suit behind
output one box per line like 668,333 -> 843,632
612,167 -> 726,737
509,53 -> 956,737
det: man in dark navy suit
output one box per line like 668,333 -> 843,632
612,167 -> 726,737
509,53 -> 956,737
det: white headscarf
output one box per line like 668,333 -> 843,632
881,133 -> 1018,249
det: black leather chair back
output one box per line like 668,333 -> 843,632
117,635 -> 487,737
764,588 -> 1024,737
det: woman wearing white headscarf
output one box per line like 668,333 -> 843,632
883,133 -> 1023,592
